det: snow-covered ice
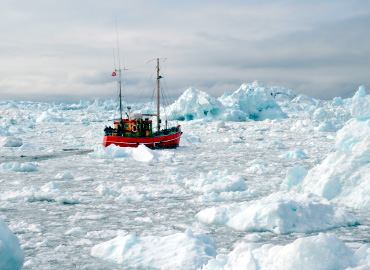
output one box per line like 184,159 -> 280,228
0,83 -> 369,269
204,233 -> 370,270
196,192 -> 357,234
91,229 -> 216,269
295,90 -> 370,208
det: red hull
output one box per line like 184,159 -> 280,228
103,128 -> 182,149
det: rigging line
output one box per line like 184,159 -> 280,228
162,77 -> 172,105
160,82 -> 175,123
132,68 -> 156,106
160,86 -> 168,120
146,58 -> 167,65
121,76 -> 129,105
150,86 -> 156,111
123,61 -> 153,71
161,77 -> 179,121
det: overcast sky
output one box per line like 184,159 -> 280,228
1,0 -> 370,103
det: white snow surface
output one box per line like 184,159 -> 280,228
0,83 -> 369,269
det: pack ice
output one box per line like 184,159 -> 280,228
0,83 -> 369,269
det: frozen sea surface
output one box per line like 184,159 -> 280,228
1,84 -> 370,269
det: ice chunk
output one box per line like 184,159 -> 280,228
184,133 -> 201,143
296,119 -> 370,208
281,165 -> 308,191
185,170 -> 247,194
215,121 -> 226,130
36,111 -> 67,122
168,87 -> 224,121
55,172 -> 74,180
279,149 -> 308,159
0,218 -> 24,270
219,81 -> 287,121
65,227 -> 87,236
315,119 -> 345,132
353,85 -> 367,99
132,144 -> 157,162
332,96 -> 344,106
90,144 -> 172,163
91,144 -> 130,159
91,229 -> 216,269
292,94 -> 320,106
196,192 -> 357,234
32,181 -> 81,204
19,143 -> 45,152
0,137 -> 23,147
204,233 -> 357,270
1,162 -> 38,172
245,159 -> 272,174
351,97 -> 370,120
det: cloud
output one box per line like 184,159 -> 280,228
0,1 -> 369,103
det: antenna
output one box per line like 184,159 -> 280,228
113,48 -> 117,70
115,19 -> 121,71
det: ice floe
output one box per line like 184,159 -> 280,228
0,137 -> 23,147
204,233 -> 370,270
0,181 -> 81,205
185,170 -> 247,194
91,229 -> 216,269
279,149 -> 309,159
90,144 -> 174,163
196,192 -> 357,234
1,162 -> 38,172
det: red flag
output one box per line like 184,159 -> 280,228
111,72 -> 117,76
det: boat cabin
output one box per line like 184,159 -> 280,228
105,117 -> 153,138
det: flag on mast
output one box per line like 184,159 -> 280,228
111,72 -> 117,76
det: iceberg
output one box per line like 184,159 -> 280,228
167,87 -> 224,121
219,81 -> 288,121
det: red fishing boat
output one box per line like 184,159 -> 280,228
103,58 -> 182,149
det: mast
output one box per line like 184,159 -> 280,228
115,20 -> 123,122
156,58 -> 160,131
118,68 -> 123,121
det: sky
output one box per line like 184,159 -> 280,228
1,0 -> 370,103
